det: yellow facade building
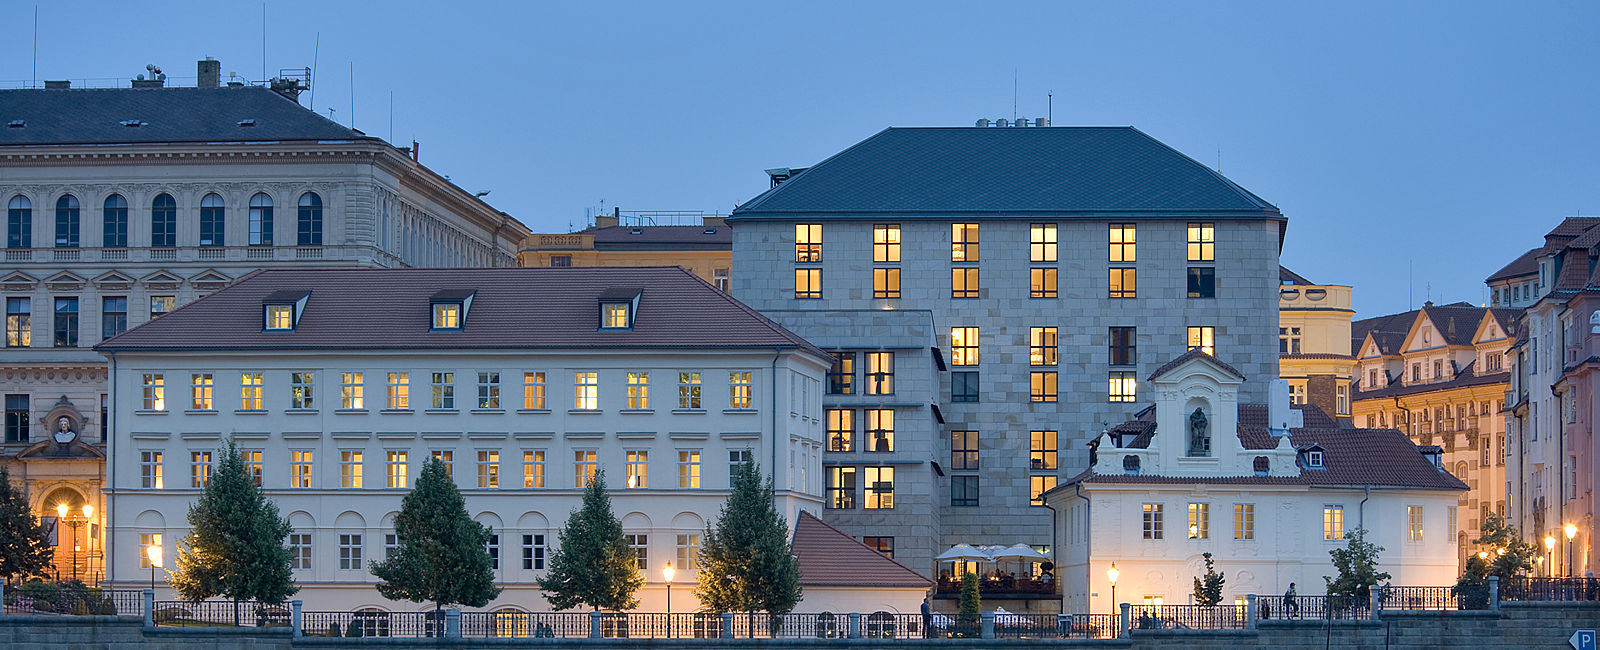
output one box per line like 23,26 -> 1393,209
1278,268 -> 1355,420
518,211 -> 732,290
1350,302 -> 1517,569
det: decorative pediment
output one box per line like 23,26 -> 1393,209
189,269 -> 233,291
141,270 -> 184,291
93,270 -> 136,292
43,271 -> 86,292
1,271 -> 38,292
15,438 -> 105,460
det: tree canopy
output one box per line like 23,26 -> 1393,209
1324,527 -> 1390,603
370,456 -> 500,610
0,465 -> 53,583
537,469 -> 641,611
169,440 -> 297,603
693,460 -> 801,615
1192,552 -> 1225,606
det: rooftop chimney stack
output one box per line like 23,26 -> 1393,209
197,58 -> 221,88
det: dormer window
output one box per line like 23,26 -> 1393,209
261,290 -> 310,332
1302,446 -> 1326,469
598,287 -> 642,331
429,289 -> 475,330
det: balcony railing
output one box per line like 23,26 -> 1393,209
935,575 -> 1056,596
0,244 -> 369,265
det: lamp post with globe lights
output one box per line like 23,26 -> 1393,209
1565,523 -> 1579,577
146,544 -> 163,592
1546,536 -> 1557,577
56,503 -> 92,582
663,562 -> 676,637
1107,563 -> 1119,610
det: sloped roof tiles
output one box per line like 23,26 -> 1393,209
0,86 -> 365,146
792,511 -> 933,588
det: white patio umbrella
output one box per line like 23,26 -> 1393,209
987,544 -> 1047,560
934,544 -> 993,561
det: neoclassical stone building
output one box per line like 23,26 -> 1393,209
0,61 -> 528,582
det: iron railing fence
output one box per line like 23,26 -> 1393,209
1130,604 -> 1248,630
1257,595 -> 1369,621
1060,613 -> 1123,639
2,586 -> 143,616
300,610 -> 442,637
152,600 -> 290,628
1500,577 -> 1600,602
1380,585 -> 1487,610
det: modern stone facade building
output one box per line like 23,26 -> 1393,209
98,266 -> 832,610
727,125 -> 1286,610
0,60 -> 528,582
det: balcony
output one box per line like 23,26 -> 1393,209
935,575 -> 1058,599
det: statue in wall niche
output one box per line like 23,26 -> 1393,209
52,416 -> 79,445
1189,408 -> 1210,456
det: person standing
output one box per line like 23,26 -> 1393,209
921,595 -> 933,638
1284,582 -> 1299,617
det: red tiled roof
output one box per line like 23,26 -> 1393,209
792,511 -> 932,588
1486,247 -> 1542,283
1146,349 -> 1245,382
97,266 -> 827,358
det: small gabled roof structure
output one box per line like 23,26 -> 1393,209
791,511 -> 932,589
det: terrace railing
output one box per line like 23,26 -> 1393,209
1500,577 -> 1600,602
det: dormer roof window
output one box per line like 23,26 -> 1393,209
1300,444 -> 1327,470
430,289 -> 475,330
262,289 -> 310,332
598,287 -> 642,331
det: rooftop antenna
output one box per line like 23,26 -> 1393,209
1012,69 -> 1018,121
31,6 -> 38,89
1047,91 -> 1052,124
309,32 -> 319,109
325,107 -> 336,122
261,3 -> 266,84
349,61 -> 355,129
1216,147 -> 1222,173
388,91 -> 393,143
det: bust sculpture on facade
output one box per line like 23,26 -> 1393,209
52,416 -> 78,445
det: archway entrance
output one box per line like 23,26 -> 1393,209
40,487 -> 95,583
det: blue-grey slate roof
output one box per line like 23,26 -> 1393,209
0,86 -> 368,146
730,126 -> 1280,219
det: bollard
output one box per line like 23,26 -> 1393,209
445,608 -> 460,638
291,600 -> 303,638
723,612 -> 735,639
1120,603 -> 1131,639
1246,594 -> 1257,629
1489,576 -> 1500,611
980,611 -> 995,638
142,589 -> 154,628
589,610 -> 602,638
848,612 -> 861,639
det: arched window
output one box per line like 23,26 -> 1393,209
54,195 -> 80,248
248,193 -> 273,246
151,194 -> 176,247
103,194 -> 128,248
199,193 -> 225,247
7,196 -> 31,248
297,192 -> 323,246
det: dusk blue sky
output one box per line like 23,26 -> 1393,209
4,1 -> 1595,318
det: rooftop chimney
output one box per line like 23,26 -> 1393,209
43,80 -> 70,90
595,207 -> 620,229
269,77 -> 306,102
197,58 -> 221,88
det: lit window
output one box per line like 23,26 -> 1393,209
431,372 -> 456,409
139,533 -> 162,568
433,303 -> 461,329
729,371 -> 753,408
825,409 -> 856,453
240,373 -> 264,410
386,451 -> 408,488
1187,223 -> 1214,261
242,450 -> 262,485
602,303 -> 630,329
1323,505 -> 1344,540
951,430 -> 979,470
523,450 -> 545,487
573,450 -> 597,487
5,297 -> 29,347
1109,372 -> 1137,403
626,372 -> 649,409
1142,503 -> 1163,539
865,353 -> 893,395
150,295 -> 175,318
866,409 -> 894,452
1030,223 -> 1057,262
190,373 -> 213,410
523,372 -> 546,409
140,451 -> 163,488
677,372 -> 701,408
827,354 -> 853,395
1030,268 -> 1057,298
625,450 -> 648,488
873,224 -> 901,262
827,466 -> 856,509
1029,327 -> 1057,366
1407,505 -> 1423,542
951,267 -> 979,299
290,371 -> 315,409
1029,475 -> 1057,506
290,450 -> 314,488
676,534 -> 701,570
1109,268 -> 1137,299
266,305 -> 293,330
1234,503 -> 1255,540
1030,430 -> 1057,470
873,268 -> 901,299
794,268 -> 821,299
1187,326 -> 1215,355
951,223 -> 979,262
141,373 -> 166,411
478,450 -> 499,488
341,451 -> 363,488
950,327 -> 979,366
1110,224 -> 1136,262
864,466 -> 895,509
677,450 -> 701,488
1188,503 -> 1210,539
387,372 -> 410,409
477,372 -> 500,409
190,451 -> 212,488
341,372 -> 365,409
1030,371 -> 1057,402
795,224 -> 822,262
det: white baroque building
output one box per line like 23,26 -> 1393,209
1045,351 -> 1466,613
98,266 -> 831,611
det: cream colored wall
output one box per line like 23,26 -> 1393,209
1279,284 -> 1353,356
794,585 -> 929,615
518,249 -> 732,286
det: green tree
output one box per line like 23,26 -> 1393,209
169,440 -> 296,608
0,465 -> 53,584
693,461 -> 802,617
957,571 -> 981,636
1470,512 -> 1537,578
1192,552 -> 1225,606
538,469 -> 640,611
1323,528 -> 1390,606
371,456 -> 500,611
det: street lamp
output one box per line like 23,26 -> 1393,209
55,504 -> 90,582
1546,536 -> 1558,577
146,544 -> 163,592
1107,563 -> 1119,610
662,562 -> 675,637
1565,523 -> 1579,577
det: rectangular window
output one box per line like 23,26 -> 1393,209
242,450 -> 262,486
794,268 -> 822,299
476,450 -> 500,488
1109,372 -> 1137,403
486,534 -> 500,570
951,430 -> 979,470
523,450 -> 545,487
1187,267 -> 1215,298
864,466 -> 894,509
102,296 -> 127,340
5,297 -> 29,347
141,373 -> 166,411
139,533 -> 162,568
3,395 -> 26,443
265,304 -> 293,331
432,303 -> 460,329
290,450 -> 314,488
1109,326 -> 1136,366
431,372 -> 456,409
1110,223 -> 1136,262
1142,503 -> 1164,539
1187,223 -> 1214,261
341,372 -> 365,409
290,533 -> 312,570
625,450 -> 648,488
563,372 -> 595,409
1336,385 -> 1350,415
1279,327 -> 1303,354
1030,267 -> 1058,298
729,371 -> 753,408
873,224 -> 901,262
951,223 -> 979,261
1029,475 -> 1057,505
387,372 -> 410,409
1234,503 -> 1255,540
670,371 -> 701,409
625,533 -> 649,571
826,354 -> 853,395
573,450 -> 598,487
53,297 -> 78,347
189,451 -> 211,488
240,373 -> 264,410
1188,503 -> 1210,539
522,534 -> 547,570
951,475 -> 979,507
951,267 -> 980,299
340,450 -> 363,488
625,372 -> 649,409
433,447 -> 454,477
795,224 -> 822,262
951,327 -> 979,366
149,295 -> 175,318
140,451 -> 163,488
1407,505 -> 1424,541
1109,268 -> 1137,299
386,451 -> 408,488
1187,326 -> 1216,355
383,533 -> 399,561
522,372 -> 546,409
1030,430 -> 1057,470
866,408 -> 894,452
827,409 -> 854,452
873,267 -> 901,299
713,267 -> 730,292
1030,371 -> 1058,402
603,303 -> 630,329
1030,223 -> 1058,262
728,449 -> 753,482
1323,505 -> 1345,540
677,450 -> 701,488
290,371 -> 315,409
827,466 -> 856,509
339,533 -> 363,570
865,353 -> 893,395
676,533 -> 701,570
1029,327 -> 1058,366
477,372 -> 500,409
951,371 -> 979,403
190,373 -> 214,410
